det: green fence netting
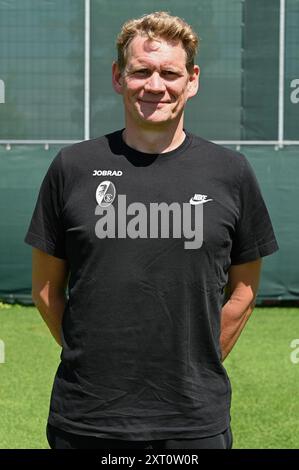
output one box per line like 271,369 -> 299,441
0,0 -> 85,140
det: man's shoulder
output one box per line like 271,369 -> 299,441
188,131 -> 247,167
59,129 -> 121,159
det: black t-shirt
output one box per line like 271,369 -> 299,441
24,129 -> 279,440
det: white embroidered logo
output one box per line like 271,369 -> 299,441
95,180 -> 116,207
189,194 -> 213,205
93,170 -> 122,176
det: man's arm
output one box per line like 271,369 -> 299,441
220,258 -> 262,362
31,247 -> 70,347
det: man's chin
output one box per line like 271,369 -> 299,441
137,113 -> 172,126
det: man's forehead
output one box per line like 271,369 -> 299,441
128,57 -> 184,68
143,39 -> 164,52
128,35 -> 185,55
126,35 -> 187,66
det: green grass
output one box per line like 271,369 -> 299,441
226,307 -> 299,449
0,303 -> 59,449
0,303 -> 299,448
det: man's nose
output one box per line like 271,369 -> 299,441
144,72 -> 166,93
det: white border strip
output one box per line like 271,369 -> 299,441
84,0 -> 90,140
278,0 -> 286,148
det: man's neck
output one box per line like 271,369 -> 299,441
122,124 -> 186,154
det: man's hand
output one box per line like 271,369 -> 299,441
31,248 -> 70,347
220,258 -> 262,362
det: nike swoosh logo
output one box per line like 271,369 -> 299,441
189,198 -> 213,205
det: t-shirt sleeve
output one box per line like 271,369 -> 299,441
230,156 -> 279,265
24,150 -> 66,259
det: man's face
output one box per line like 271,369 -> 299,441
112,35 -> 199,128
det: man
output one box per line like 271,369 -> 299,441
24,12 -> 279,449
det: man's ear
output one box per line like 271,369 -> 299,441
112,61 -> 123,95
187,65 -> 200,99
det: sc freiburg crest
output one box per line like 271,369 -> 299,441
95,180 -> 116,207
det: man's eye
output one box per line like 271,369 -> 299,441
133,69 -> 149,76
162,71 -> 178,78
132,70 -> 177,76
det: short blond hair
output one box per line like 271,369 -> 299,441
116,11 -> 199,74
